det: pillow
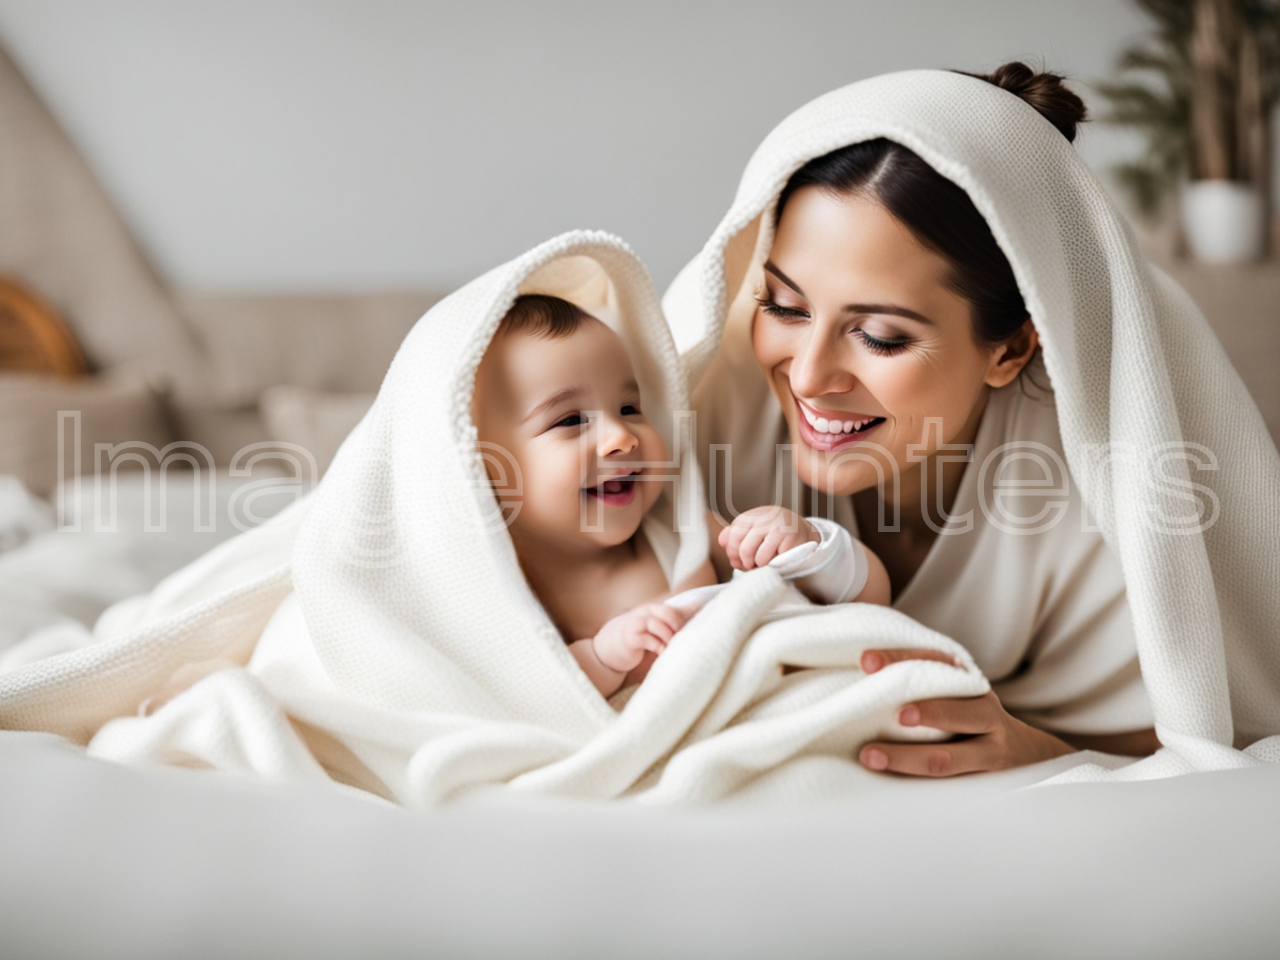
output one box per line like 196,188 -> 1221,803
0,371 -> 173,497
259,385 -> 375,477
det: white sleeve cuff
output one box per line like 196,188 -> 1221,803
766,517 -> 869,604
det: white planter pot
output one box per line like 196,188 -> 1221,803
1181,180 -> 1266,264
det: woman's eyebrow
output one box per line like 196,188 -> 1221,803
523,387 -> 582,423
842,303 -> 935,325
763,261 -> 805,296
765,260 -> 934,325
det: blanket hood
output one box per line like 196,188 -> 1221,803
662,69 -> 1280,761
293,231 -> 707,732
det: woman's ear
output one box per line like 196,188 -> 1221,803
983,320 -> 1039,389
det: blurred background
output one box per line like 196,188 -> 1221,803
0,0 -> 1277,495
0,0 -> 1238,292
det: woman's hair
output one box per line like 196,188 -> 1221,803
774,62 -> 1086,347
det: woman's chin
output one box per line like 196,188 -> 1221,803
789,427 -> 893,497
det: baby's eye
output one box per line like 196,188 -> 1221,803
553,413 -> 586,428
621,403 -> 641,416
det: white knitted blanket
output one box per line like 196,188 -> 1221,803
0,232 -> 990,805
662,70 -> 1280,779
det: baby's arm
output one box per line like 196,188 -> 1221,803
570,602 -> 689,696
719,506 -> 890,606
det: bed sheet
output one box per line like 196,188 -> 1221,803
0,471 -> 298,653
2,731 -> 1276,960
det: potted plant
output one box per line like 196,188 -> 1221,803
1099,0 -> 1279,263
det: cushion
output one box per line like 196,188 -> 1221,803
0,371 -> 173,496
259,385 -> 374,477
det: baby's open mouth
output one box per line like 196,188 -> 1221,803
585,471 -> 640,505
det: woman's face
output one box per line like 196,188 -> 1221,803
752,185 -> 1029,498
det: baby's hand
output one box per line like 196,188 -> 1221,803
719,506 -> 819,571
593,602 -> 689,673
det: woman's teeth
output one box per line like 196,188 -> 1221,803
799,403 -> 880,435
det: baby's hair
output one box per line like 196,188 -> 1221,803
498,294 -> 591,340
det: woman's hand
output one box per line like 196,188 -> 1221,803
856,648 -> 1076,775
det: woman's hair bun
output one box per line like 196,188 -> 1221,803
959,61 -> 1087,142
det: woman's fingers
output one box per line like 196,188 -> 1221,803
860,648 -> 960,674
898,692 -> 1001,735
858,737 -> 1000,777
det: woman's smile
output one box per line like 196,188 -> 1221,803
792,393 -> 887,450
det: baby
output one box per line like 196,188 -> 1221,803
473,295 -> 890,696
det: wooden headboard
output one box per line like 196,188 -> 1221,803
0,275 -> 87,377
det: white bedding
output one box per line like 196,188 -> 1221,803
0,470 -> 297,656
2,729 -> 1277,959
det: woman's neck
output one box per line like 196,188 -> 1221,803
854,387 -> 990,596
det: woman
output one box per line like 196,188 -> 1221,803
664,63 -> 1280,777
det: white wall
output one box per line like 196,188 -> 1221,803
0,0 -> 1155,293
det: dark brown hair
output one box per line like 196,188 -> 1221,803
774,62 -> 1086,347
498,294 -> 590,340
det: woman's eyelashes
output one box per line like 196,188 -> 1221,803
854,328 -> 911,355
755,295 -> 809,321
757,295 -> 912,355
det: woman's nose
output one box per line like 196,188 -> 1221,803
788,328 -> 856,398
597,415 -> 639,457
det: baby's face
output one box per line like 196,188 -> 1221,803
473,317 -> 667,554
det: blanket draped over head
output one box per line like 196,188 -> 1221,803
661,69 -> 1280,778
0,231 -> 990,806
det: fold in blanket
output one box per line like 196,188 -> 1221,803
661,69 -> 1280,778
0,231 -> 988,805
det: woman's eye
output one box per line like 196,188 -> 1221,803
855,328 -> 911,356
755,297 -> 810,321
553,413 -> 586,428
621,403 -> 641,416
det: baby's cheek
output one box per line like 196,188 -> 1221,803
641,426 -> 668,465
